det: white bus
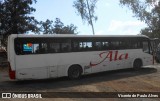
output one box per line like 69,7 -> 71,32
8,34 -> 153,80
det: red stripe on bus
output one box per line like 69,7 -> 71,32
9,63 -> 15,79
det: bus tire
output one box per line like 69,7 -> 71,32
68,65 -> 82,79
133,59 -> 142,70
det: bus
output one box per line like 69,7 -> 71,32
7,34 -> 153,80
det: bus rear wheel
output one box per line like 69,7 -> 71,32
133,59 -> 142,70
68,65 -> 82,79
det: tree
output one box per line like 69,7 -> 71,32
73,0 -> 98,35
40,19 -> 54,34
120,0 -> 160,38
39,18 -> 78,34
61,24 -> 78,34
53,18 -> 78,34
0,0 -> 37,47
53,18 -> 64,34
140,27 -> 155,37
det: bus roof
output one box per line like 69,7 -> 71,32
10,34 -> 149,39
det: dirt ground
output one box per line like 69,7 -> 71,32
0,64 -> 160,101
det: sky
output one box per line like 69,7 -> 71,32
31,0 -> 147,35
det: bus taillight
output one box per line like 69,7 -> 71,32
8,63 -> 15,79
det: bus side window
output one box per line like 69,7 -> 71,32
79,41 -> 93,51
15,41 -> 23,55
33,44 -> 39,54
73,41 -> 79,52
49,43 -> 59,53
39,43 -> 48,53
142,41 -> 150,54
85,42 -> 92,51
111,41 -> 119,50
102,42 -> 109,50
95,42 -> 102,50
62,44 -> 70,52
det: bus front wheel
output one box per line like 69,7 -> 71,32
68,65 -> 82,79
133,59 -> 142,70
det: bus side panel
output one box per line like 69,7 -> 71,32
130,49 -> 153,67
43,54 -> 59,78
141,52 -> 153,66
16,67 -> 48,80
15,53 -> 70,80
110,50 -> 131,70
57,52 -> 93,77
15,55 -> 51,80
89,50 -> 131,72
